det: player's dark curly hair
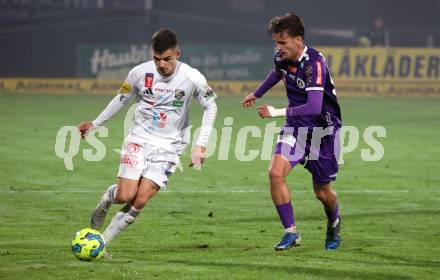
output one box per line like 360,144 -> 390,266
151,28 -> 178,53
268,13 -> 305,39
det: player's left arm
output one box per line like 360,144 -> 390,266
258,57 -> 326,118
191,74 -> 218,168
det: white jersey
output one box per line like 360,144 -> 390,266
94,60 -> 217,153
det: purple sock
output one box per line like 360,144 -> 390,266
275,202 -> 295,229
325,203 -> 339,224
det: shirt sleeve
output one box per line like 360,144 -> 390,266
253,69 -> 282,98
286,90 -> 323,117
252,51 -> 285,98
193,71 -> 217,108
304,56 -> 326,92
92,69 -> 137,127
193,70 -> 217,147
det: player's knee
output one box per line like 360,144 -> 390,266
314,187 -> 336,202
269,168 -> 285,183
314,189 -> 326,202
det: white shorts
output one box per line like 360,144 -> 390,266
117,137 -> 180,189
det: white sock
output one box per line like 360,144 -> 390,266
106,184 -> 118,204
285,226 -> 297,234
102,207 -> 140,245
330,217 -> 340,228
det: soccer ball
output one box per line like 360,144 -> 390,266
71,228 -> 106,261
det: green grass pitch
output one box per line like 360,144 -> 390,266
0,93 -> 439,279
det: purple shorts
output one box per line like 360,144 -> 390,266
274,126 -> 340,185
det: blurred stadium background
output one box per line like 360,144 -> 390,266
1,0 -> 439,94
0,1 -> 439,279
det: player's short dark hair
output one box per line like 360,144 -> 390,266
151,28 -> 178,53
268,13 -> 305,39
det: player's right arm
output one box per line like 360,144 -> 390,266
77,70 -> 137,138
242,52 -> 283,108
241,70 -> 282,107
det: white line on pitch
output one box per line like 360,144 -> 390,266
0,189 -> 412,194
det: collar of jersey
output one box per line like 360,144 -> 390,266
297,45 -> 308,62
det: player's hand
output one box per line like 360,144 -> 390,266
77,121 -> 94,139
257,104 -> 286,118
189,145 -> 206,170
257,104 -> 273,118
241,94 -> 257,108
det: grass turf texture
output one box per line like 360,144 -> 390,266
0,93 -> 439,279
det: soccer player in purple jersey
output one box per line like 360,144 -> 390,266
242,13 -> 342,250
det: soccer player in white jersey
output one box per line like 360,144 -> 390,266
77,29 -> 217,249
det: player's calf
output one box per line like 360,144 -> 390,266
102,206 -> 140,245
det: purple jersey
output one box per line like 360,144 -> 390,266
274,46 -> 342,128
